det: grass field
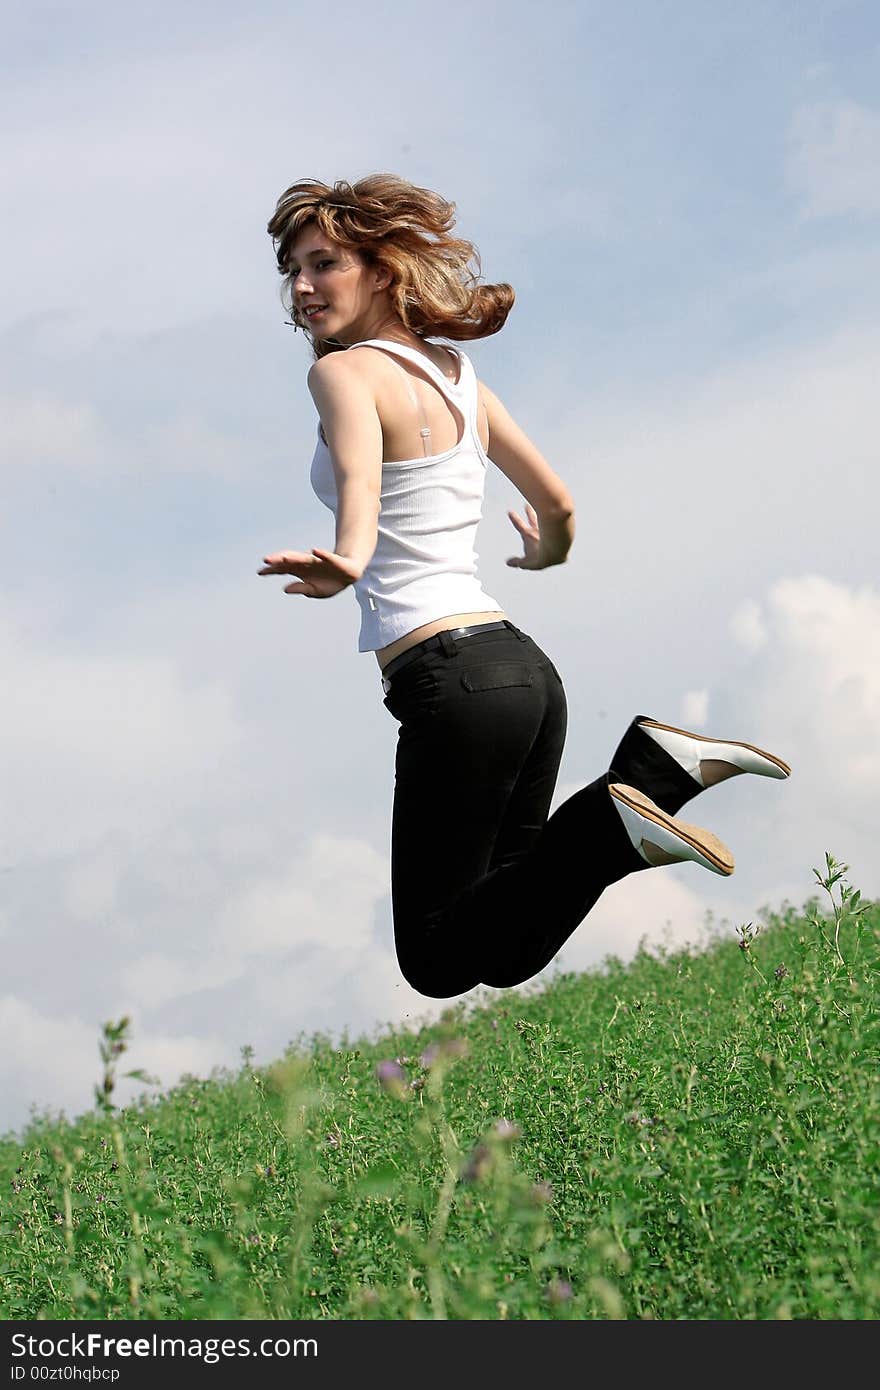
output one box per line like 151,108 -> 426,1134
2,855 -> 877,1321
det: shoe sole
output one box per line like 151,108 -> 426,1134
638,719 -> 791,778
609,783 -> 735,876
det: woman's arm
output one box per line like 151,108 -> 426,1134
257,355 -> 382,599
307,354 -> 383,576
480,381 -> 575,567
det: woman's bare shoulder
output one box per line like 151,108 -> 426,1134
306,350 -> 383,414
307,350 -> 365,385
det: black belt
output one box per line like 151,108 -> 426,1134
380,619 -> 516,688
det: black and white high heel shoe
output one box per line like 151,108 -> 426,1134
637,719 -> 791,789
609,783 -> 735,876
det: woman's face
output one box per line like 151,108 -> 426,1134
288,224 -> 389,343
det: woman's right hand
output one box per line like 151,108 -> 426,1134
258,547 -> 362,597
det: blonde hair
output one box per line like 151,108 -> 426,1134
266,173 -> 515,358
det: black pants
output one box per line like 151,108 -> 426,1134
382,620 -> 703,999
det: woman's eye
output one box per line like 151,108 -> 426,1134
290,259 -> 333,276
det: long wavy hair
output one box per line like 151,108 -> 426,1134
266,173 -> 515,359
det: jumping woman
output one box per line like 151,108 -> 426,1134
259,174 -> 790,1000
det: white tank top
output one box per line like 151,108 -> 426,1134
309,338 -> 503,652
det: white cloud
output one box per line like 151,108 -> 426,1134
787,100 -> 880,221
0,608 -> 245,859
681,688 -> 709,727
0,998 -> 98,1131
699,574 -> 880,908
731,599 -> 768,652
750,574 -> 880,791
118,833 -> 391,1014
552,866 -> 720,974
215,834 -> 388,958
121,1028 -> 233,1102
249,944 -> 436,1054
118,953 -> 243,1012
66,852 -> 121,923
0,996 -> 224,1133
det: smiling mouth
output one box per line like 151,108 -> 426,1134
303,305 -> 328,320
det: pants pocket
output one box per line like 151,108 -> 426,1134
460,662 -> 534,693
383,669 -> 438,722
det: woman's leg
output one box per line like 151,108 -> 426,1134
476,656 -> 647,986
385,625 -> 646,997
608,716 -> 790,815
473,768 -> 646,989
609,716 -> 701,816
387,626 -> 554,996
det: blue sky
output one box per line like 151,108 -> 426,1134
2,0 -> 879,1135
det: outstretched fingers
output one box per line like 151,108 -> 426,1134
506,503 -> 541,567
259,546 -> 362,599
508,504 -> 539,532
258,550 -> 315,576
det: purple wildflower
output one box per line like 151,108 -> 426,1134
546,1278 -> 573,1305
461,1143 -> 493,1184
419,1037 -> 469,1068
375,1059 -> 408,1099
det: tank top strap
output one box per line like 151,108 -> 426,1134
347,338 -> 472,408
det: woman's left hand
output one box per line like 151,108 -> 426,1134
258,547 -> 362,598
506,503 -> 544,569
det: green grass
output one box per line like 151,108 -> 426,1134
2,855 -> 877,1320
